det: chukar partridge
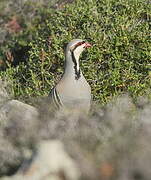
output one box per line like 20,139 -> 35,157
49,39 -> 91,113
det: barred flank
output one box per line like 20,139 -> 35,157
50,87 -> 63,109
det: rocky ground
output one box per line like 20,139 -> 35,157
0,80 -> 151,180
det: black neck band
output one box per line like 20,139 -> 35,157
71,51 -> 81,80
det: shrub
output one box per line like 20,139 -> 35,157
0,0 -> 150,103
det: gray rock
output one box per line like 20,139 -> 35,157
0,99 -> 39,176
2,140 -> 80,180
0,99 -> 39,144
0,80 -> 10,106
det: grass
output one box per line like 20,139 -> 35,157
0,0 -> 150,104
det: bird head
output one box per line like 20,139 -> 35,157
64,39 -> 91,80
66,39 -> 91,58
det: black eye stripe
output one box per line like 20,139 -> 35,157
77,41 -> 85,46
71,41 -> 85,52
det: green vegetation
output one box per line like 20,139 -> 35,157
0,0 -> 150,104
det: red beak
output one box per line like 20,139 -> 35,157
84,42 -> 92,48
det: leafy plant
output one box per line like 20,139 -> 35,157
0,0 -> 150,104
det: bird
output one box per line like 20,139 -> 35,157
49,39 -> 92,114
